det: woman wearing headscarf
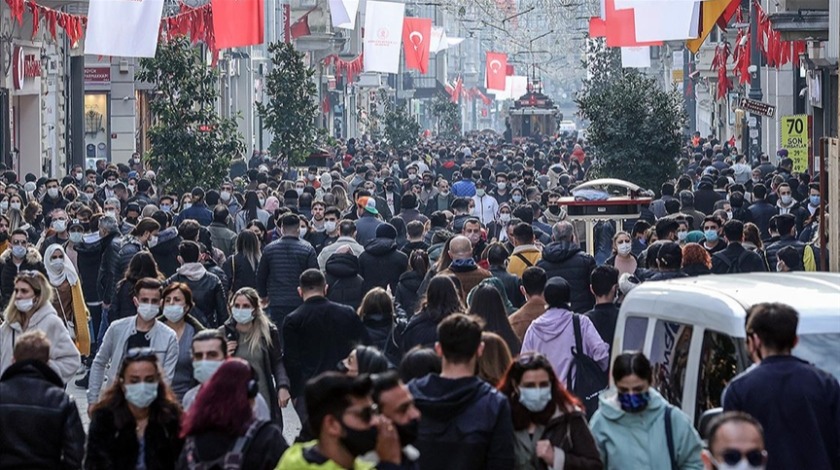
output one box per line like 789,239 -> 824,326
44,244 -> 90,357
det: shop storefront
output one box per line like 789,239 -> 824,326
9,43 -> 44,177
84,65 -> 111,169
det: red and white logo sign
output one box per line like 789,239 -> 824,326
12,47 -> 41,91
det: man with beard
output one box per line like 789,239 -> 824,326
373,371 -> 423,469
277,372 -> 403,469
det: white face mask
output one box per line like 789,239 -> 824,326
220,190 -> 231,201
299,228 -> 308,238
193,360 -> 222,384
711,456 -> 765,470
14,298 -> 34,313
52,220 -> 67,233
678,231 -> 688,242
9,202 -> 20,210
47,188 -> 59,198
136,303 -> 159,320
49,258 -> 64,270
162,304 -> 186,323
499,213 -> 511,223
324,221 -> 337,233
232,307 -> 254,324
617,241 -> 632,255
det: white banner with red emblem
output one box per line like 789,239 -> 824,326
363,1 -> 405,74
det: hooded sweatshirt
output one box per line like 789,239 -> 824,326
521,307 -> 609,386
408,374 -> 514,470
589,389 -> 703,470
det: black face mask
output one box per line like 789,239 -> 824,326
340,421 -> 378,456
336,359 -> 349,373
548,206 -> 561,215
396,418 -> 420,446
0,232 -> 8,242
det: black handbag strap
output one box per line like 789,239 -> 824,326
572,314 -> 583,355
514,252 -> 534,267
665,405 -> 677,470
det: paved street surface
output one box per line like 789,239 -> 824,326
67,373 -> 302,444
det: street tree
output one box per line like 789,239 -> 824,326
384,103 -> 420,151
137,36 -> 243,195
432,94 -> 461,140
577,38 -> 684,193
257,42 -> 319,166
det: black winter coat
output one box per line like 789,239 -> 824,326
222,252 -> 259,295
362,313 -> 408,366
257,236 -> 318,311
75,237 -> 106,302
711,243 -> 767,274
282,296 -> 370,397
96,231 -> 121,305
693,188 -> 723,215
359,238 -> 408,293
150,227 -> 181,277
0,360 -> 85,469
177,422 -> 287,470
748,200 -> 779,241
0,247 -> 46,307
395,270 -> 424,316
325,252 -> 365,311
765,235 -> 805,271
489,266 -> 524,308
110,280 -> 138,321
537,241 -> 596,312
85,405 -> 183,470
165,271 -> 227,328
400,310 -> 440,352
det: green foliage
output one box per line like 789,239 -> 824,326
384,103 -> 420,151
137,37 -> 243,195
577,41 -> 685,192
256,42 -> 319,165
432,94 -> 461,139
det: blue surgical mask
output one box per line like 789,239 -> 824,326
810,195 -> 820,206
617,390 -> 650,413
11,245 -> 26,258
232,307 -> 254,324
160,204 -> 172,213
192,360 -> 222,384
518,386 -> 552,413
512,195 -> 522,203
124,382 -> 158,408
704,229 -> 719,242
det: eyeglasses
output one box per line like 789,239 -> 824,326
125,347 -> 157,361
516,352 -> 545,366
10,239 -> 26,246
717,449 -> 767,467
344,404 -> 379,423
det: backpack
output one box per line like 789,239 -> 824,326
565,315 -> 608,420
713,250 -> 750,274
184,419 -> 268,470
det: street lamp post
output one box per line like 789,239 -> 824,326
748,0 -> 763,163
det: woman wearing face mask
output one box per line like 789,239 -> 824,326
498,353 -> 602,470
604,232 -> 638,276
0,271 -> 80,383
86,348 -> 183,470
178,358 -> 287,469
220,287 -> 290,430
159,283 -> 205,401
510,188 -> 525,207
589,352 -> 703,470
486,203 -> 513,243
44,244 -> 91,359
221,231 -> 261,297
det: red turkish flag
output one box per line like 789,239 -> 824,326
589,16 -> 606,38
402,17 -> 432,74
485,52 -> 507,91
604,0 -> 661,48
212,0 -> 265,49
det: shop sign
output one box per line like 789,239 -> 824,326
780,114 -> 810,173
12,46 -> 42,91
85,67 -> 111,86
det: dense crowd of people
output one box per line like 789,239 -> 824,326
0,134 -> 836,470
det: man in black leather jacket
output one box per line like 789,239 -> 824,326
0,331 -> 84,468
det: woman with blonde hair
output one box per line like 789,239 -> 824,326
330,185 -> 351,212
220,287 -> 290,429
44,244 -> 90,357
477,331 -> 513,387
0,270 -> 80,383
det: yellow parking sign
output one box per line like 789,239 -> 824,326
780,115 -> 809,173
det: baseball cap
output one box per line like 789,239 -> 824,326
357,196 -> 379,215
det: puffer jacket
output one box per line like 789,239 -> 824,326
150,227 -> 181,277
0,247 -> 46,306
109,236 -> 146,302
589,389 -> 703,470
324,252 -> 365,311
257,235 -> 317,311
75,237 -> 106,303
537,241 -> 596,312
400,310 -> 441,352
362,312 -> 407,366
0,360 -> 85,469
765,235 -> 805,271
359,238 -> 408,293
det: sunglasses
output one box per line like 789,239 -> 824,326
717,449 -> 767,467
344,404 -> 379,423
125,347 -> 157,361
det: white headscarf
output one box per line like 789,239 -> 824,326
44,244 -> 79,287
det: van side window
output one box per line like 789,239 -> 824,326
650,320 -> 693,407
695,330 -> 749,424
622,317 -> 648,351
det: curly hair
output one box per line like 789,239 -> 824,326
682,242 -> 711,269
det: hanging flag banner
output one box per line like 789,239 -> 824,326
363,1 -> 405,74
212,0 -> 265,49
620,46 -> 651,68
329,0 -> 360,30
430,26 -> 447,53
85,0 -> 165,57
485,51 -> 507,91
403,17 -> 432,74
604,0 -> 662,48
615,0 -> 700,42
687,0 -> 739,53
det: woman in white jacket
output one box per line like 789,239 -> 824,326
0,270 -> 80,383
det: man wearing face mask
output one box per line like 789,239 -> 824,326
87,277 -> 178,412
40,179 -> 68,226
38,209 -> 71,257
372,371 -> 422,469
181,330 -> 271,419
701,215 -> 727,255
470,180 -> 499,226
723,303 -> 840,470
418,172 -> 438,208
0,230 -> 47,306
278,372 -> 402,469
702,412 -> 768,470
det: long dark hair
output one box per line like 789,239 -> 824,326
498,353 -> 582,430
119,252 -> 164,294
242,191 -> 260,223
418,276 -> 464,321
92,351 -> 181,430
468,284 -> 521,354
180,358 -> 255,437
235,230 -> 262,269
